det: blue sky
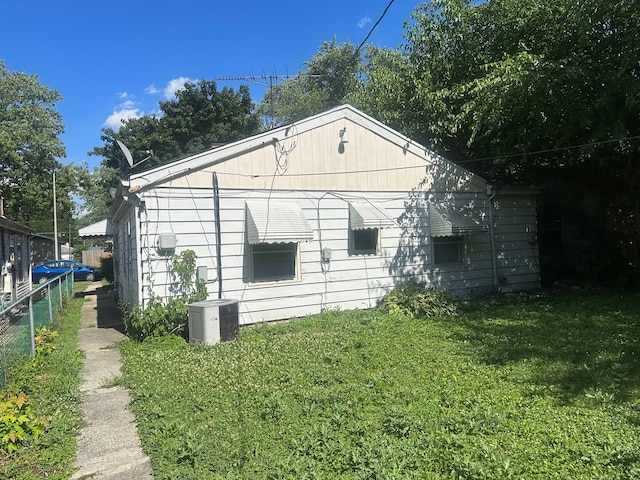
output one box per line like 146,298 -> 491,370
2,1 -> 413,171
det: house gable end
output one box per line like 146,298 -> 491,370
128,105 -> 487,194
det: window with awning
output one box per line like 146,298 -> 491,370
428,203 -> 488,237
245,201 -> 312,283
348,201 -> 395,255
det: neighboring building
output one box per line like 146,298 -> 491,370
1,214 -> 34,303
31,234 -> 56,266
109,105 -> 540,325
31,235 -> 72,265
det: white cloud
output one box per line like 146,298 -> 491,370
117,91 -> 131,99
357,16 -> 372,29
102,100 -> 142,130
145,83 -> 160,95
163,77 -> 198,99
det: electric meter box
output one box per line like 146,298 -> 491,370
188,299 -> 239,346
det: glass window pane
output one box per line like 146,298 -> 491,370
351,229 -> 378,255
433,236 -> 463,264
252,243 -> 297,281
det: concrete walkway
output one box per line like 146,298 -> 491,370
72,282 -> 153,479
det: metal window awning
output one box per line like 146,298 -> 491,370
348,201 -> 396,230
245,201 -> 313,244
428,203 -> 488,237
78,219 -> 114,237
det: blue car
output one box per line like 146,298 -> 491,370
32,260 -> 101,284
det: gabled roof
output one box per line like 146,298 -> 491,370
125,104 -> 487,194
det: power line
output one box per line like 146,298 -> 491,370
354,0 -> 397,58
207,163 -> 426,179
456,135 -> 640,164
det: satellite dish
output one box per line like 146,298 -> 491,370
116,140 -> 134,168
116,139 -> 153,169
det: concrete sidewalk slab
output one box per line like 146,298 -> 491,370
72,283 -> 153,480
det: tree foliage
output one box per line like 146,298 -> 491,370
91,80 -> 261,176
257,39 -> 364,126
0,61 -> 76,228
359,0 -> 640,275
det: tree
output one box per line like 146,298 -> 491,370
256,39 -> 364,126
75,164 -> 119,227
0,61 -> 71,227
91,80 -> 261,176
361,0 -> 640,278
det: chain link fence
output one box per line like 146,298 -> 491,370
0,272 -> 74,389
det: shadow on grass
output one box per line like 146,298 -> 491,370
441,289 -> 640,405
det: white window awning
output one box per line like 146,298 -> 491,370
245,201 -> 313,244
78,219 -> 113,237
348,201 -> 396,230
428,203 -> 488,237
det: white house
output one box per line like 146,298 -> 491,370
109,105 -> 540,325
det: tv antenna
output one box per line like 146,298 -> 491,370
116,140 -> 153,171
216,73 -> 321,129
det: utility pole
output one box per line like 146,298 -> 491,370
53,169 -> 59,261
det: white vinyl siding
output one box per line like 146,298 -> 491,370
130,187 -> 538,324
111,107 -> 540,322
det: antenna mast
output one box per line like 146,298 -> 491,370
216,73 -> 319,128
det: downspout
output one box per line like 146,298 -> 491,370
136,200 -> 145,309
487,184 -> 498,291
212,172 -> 223,299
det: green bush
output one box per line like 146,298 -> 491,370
379,282 -> 460,318
123,250 -> 207,341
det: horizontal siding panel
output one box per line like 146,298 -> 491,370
132,186 -> 541,323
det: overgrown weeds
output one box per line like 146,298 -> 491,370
0,283 -> 87,479
123,250 -> 207,340
378,281 -> 460,317
121,289 -> 640,479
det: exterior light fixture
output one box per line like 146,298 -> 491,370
339,127 -> 349,144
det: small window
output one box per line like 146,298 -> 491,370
433,236 -> 464,265
350,228 -> 379,255
251,243 -> 298,282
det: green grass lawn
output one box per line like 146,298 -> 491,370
120,290 -> 640,479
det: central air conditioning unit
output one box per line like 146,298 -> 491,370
187,299 -> 239,346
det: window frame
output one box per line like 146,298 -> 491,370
432,235 -> 467,266
349,228 -> 380,256
249,242 -> 301,283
